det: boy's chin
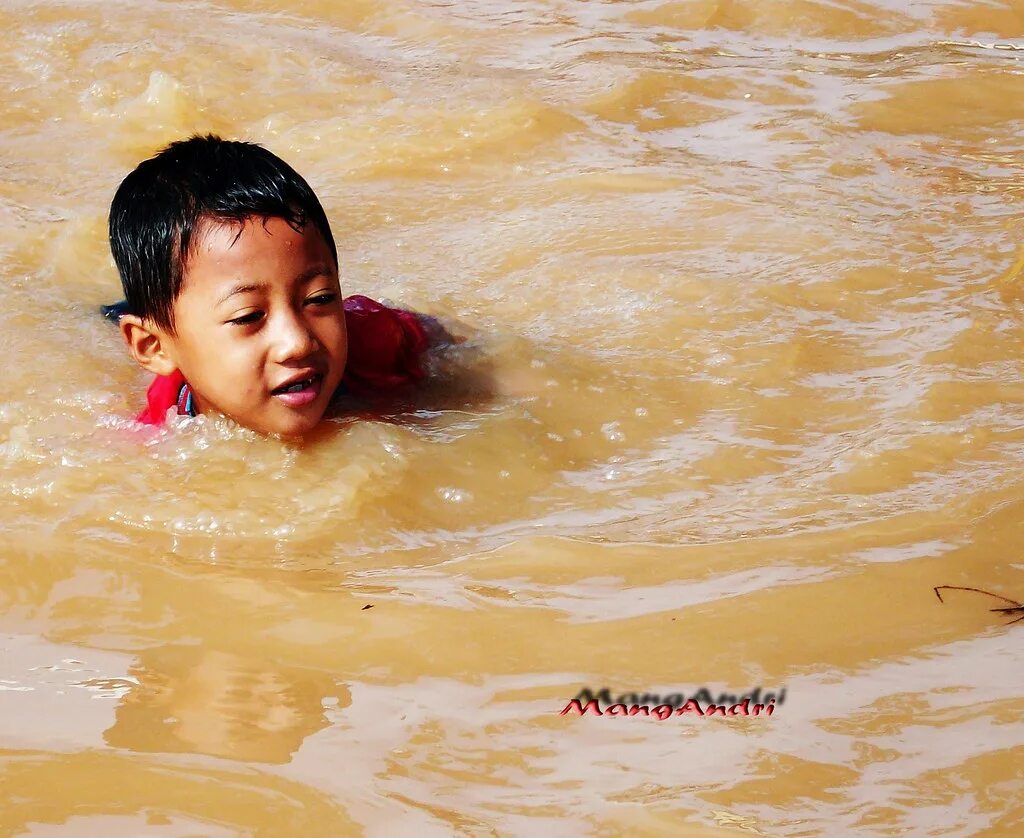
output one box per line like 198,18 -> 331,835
263,409 -> 328,438
230,402 -> 329,438
191,388 -> 333,437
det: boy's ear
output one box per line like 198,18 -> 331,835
119,315 -> 178,377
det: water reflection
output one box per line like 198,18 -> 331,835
105,647 -> 349,764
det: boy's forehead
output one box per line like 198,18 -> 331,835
190,214 -> 275,255
183,214 -> 327,266
182,215 -> 333,280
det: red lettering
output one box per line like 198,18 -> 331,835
729,699 -> 750,716
627,705 -> 650,716
560,699 -> 603,716
652,704 -> 674,720
606,703 -> 629,716
704,704 -> 726,716
675,699 -> 705,716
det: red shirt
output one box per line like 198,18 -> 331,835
136,295 -> 429,426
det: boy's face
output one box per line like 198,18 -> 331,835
152,215 -> 347,436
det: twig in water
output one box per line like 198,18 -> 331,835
934,585 -> 1024,626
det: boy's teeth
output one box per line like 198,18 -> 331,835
281,379 -> 310,393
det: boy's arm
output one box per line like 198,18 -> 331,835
339,295 -> 461,395
411,311 -> 460,348
100,300 -> 133,322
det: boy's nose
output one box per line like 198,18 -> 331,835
271,312 -> 319,362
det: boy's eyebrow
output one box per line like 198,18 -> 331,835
294,264 -> 333,284
214,267 -> 333,306
216,282 -> 267,306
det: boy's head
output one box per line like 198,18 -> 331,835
110,135 -> 348,436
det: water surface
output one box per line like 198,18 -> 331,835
2,0 -> 1023,834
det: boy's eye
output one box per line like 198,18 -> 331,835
306,292 -> 338,306
227,310 -> 264,326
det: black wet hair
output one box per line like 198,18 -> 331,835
108,134 -> 337,332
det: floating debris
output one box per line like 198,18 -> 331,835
933,586 -> 1024,626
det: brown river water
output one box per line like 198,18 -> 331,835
2,0 -> 1024,835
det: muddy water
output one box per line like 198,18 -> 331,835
2,0 -> 1024,834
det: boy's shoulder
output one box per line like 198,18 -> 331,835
137,369 -> 190,425
341,295 -> 431,394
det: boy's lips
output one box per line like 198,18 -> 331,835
271,372 -> 324,407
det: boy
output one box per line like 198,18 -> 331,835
108,135 -> 438,436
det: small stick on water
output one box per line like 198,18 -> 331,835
934,585 -> 1024,626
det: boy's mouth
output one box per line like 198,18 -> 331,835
271,373 -> 324,407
